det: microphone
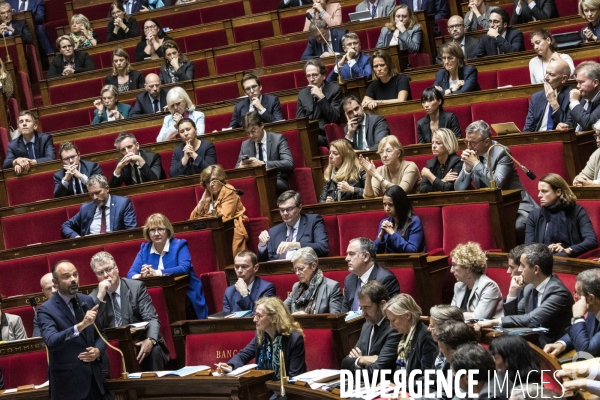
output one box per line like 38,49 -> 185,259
307,17 -> 343,85
305,11 -> 313,21
28,296 -> 38,316
1,31 -> 11,62
486,143 -> 536,189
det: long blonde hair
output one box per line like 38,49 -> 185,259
256,297 -> 304,345
324,139 -> 361,183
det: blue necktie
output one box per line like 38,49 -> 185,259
352,279 -> 362,311
531,290 -> 538,310
18,0 -> 25,11
26,142 -> 34,159
371,4 -> 376,18
546,104 -> 554,131
257,142 -> 264,162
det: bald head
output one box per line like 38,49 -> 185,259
551,55 -> 572,78
40,273 -> 56,299
145,73 -> 161,99
447,15 -> 465,42
545,56 -> 571,89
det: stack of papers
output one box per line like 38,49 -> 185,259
128,365 -> 210,378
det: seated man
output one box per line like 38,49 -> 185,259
54,141 -> 102,198
342,237 -> 400,312
341,281 -> 400,376
109,132 -> 165,187
61,174 -> 138,238
223,250 -> 276,313
129,73 -> 168,117
278,0 -> 311,9
473,8 -> 524,57
477,243 -> 574,346
557,61 -> 600,132
301,20 -> 347,61
7,0 -> 54,55
450,344 -> 498,399
229,73 -> 284,129
511,0 -> 558,24
0,294 -> 27,341
505,244 -> 527,305
355,0 -> 395,17
342,95 -> 389,150
399,0 -> 449,35
0,2 -> 31,44
435,15 -> 479,63
89,251 -> 169,371
33,272 -> 56,337
3,110 -> 54,173
258,190 -> 329,262
523,56 -> 573,132
573,122 -> 600,187
327,33 -> 371,82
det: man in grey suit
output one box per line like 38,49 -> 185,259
454,120 -> 538,241
342,95 -> 389,150
435,15 -> 479,64
54,141 -> 102,198
88,251 -> 170,371
0,295 -> 27,341
355,0 -> 395,18
236,111 -> 294,194
109,132 -> 165,187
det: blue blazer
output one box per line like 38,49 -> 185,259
399,0 -> 449,23
341,263 -> 400,312
38,293 -> 106,399
559,313 -> 600,357
229,93 -> 284,128
373,216 -> 426,254
127,238 -> 208,319
92,102 -> 132,124
473,27 -> 525,57
434,65 -> 481,94
257,213 -> 329,262
53,159 -> 103,198
169,139 -> 216,178
523,86 -> 572,132
327,51 -> 371,82
3,132 -> 55,169
222,276 -> 276,312
61,195 -> 138,238
7,0 -> 45,24
301,28 -> 347,60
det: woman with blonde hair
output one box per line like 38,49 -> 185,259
420,127 -> 463,193
69,14 -> 98,49
91,84 -> 131,124
0,57 -> 13,98
525,173 -> 598,257
157,87 -> 204,142
580,0 -> 600,42
105,48 -> 144,92
375,5 -> 422,54
159,40 -> 194,84
319,139 -> 365,202
189,164 -> 248,256
217,297 -> 307,379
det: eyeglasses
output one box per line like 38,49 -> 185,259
278,206 -> 297,214
144,25 -> 157,31
149,227 -> 166,234
253,311 -> 268,320
244,84 -> 259,93
94,265 -> 116,276
61,155 -> 78,162
305,73 -> 321,79
291,265 -> 309,274
464,138 -> 485,147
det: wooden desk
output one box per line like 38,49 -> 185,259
268,382 -> 340,399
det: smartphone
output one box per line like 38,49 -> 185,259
241,155 -> 249,161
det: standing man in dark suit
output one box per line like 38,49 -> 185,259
61,174 -> 138,238
229,73 -> 284,128
342,237 -> 400,313
2,110 -> 55,173
341,281 -> 400,377
7,0 -> 53,55
223,250 -> 276,313
89,251 -> 170,371
558,61 -> 600,132
473,8 -> 525,57
109,132 -> 165,187
399,0 -> 449,34
38,260 -> 107,400
301,20 -> 347,61
258,190 -> 329,262
47,35 -> 95,78
236,111 -> 294,194
355,0 -> 395,17
54,142 -> 102,198
342,95 -> 389,150
0,3 -> 30,43
435,15 -> 479,64
523,56 -> 573,132
477,243 -> 574,346
511,0 -> 558,24
129,73 -> 168,117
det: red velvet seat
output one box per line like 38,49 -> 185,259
303,328 -> 338,370
445,104 -> 472,134
234,21 -> 275,43
389,267 -> 419,303
158,150 -> 172,179
442,204 -> 497,254
243,217 -> 269,253
322,215 -> 340,257
39,109 -> 91,133
71,3 -> 111,20
75,133 -> 123,155
99,159 -> 118,179
408,53 -> 431,67
404,154 -> 431,170
337,211 -> 387,255
258,71 -> 297,93
190,59 -> 210,79
0,350 -> 49,388
386,113 -> 418,145
5,170 -> 55,206
555,273 -> 576,293
497,66 -> 531,87
281,130 -> 305,167
409,79 -> 435,101
279,13 -> 307,35
486,266 -> 512,298
106,340 -> 124,379
183,30 -> 229,53
471,98 -> 529,135
212,137 -> 246,169
200,271 -> 228,315
556,1 -> 578,16
147,287 -> 176,358
215,51 -> 257,75
46,246 -> 104,287
289,167 -> 317,205
260,274 -> 297,301
249,0 -> 280,13
129,126 -> 163,145
194,81 -> 240,105
578,200 -> 600,258
0,126 -> 8,166
322,270 -> 347,289
1,209 -> 68,249
47,78 -> 105,105
413,207 -> 443,254
0,255 -> 49,296
364,27 -> 382,49
230,176 -> 262,218
177,230 -> 219,276
131,187 -> 197,224
325,123 -> 347,144
205,113 -> 234,132
104,239 -> 146,272
200,2 -> 246,23
185,330 -> 256,365
438,18 -> 449,36
66,204 -> 82,219
477,70 -> 498,91
262,41 -> 308,67
6,306 -> 35,337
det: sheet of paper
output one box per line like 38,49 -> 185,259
227,364 -> 258,376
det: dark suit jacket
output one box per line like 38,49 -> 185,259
38,293 -> 106,399
229,94 -> 284,128
3,132 -> 55,169
301,28 -> 347,60
8,0 -> 45,24
341,316 -> 401,376
523,85 -> 572,132
502,275 -> 574,346
53,159 -> 103,198
434,66 -> 481,94
258,213 -> 329,262
566,95 -> 600,132
159,60 -> 194,84
236,131 -> 293,182
394,321 -> 437,373
399,0 -> 449,22
61,195 -> 138,238
106,17 -> 139,42
436,36 -> 479,63
130,89 -> 168,117
91,102 -> 132,124
296,81 -> 342,130
511,0 -> 558,24
473,27 -> 525,57
47,50 -> 95,79
344,113 -> 389,150
109,149 -> 165,187
341,263 -> 400,312
278,0 -> 311,8
420,153 -> 463,193
561,313 -> 600,357
104,70 -> 144,91
222,276 -> 276,312
4,19 -> 31,44
170,140 -> 216,178
416,110 -> 461,143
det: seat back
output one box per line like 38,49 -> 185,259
389,267 -> 419,303
46,246 -> 104,287
228,176 -> 262,218
131,187 -> 196,224
6,306 -> 35,337
177,230 -> 219,276
337,211 -> 387,255
322,215 -> 340,257
243,217 -> 270,254
1,208 -> 67,248
289,168 -> 317,205
303,328 -> 338,370
147,287 -> 176,359
200,271 -> 228,315
442,204 -> 497,254
5,171 -> 56,206
0,350 -> 48,388
413,207 -> 443,253
579,200 -> 600,242
486,266 -> 512,298
104,239 -> 145,274
260,274 -> 297,301
185,330 -> 256,365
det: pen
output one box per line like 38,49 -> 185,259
215,363 -> 232,373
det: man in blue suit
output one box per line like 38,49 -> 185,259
38,260 -> 107,400
560,61 -> 600,132
301,20 -> 347,61
258,190 -> 329,262
473,8 -> 524,57
229,74 -> 284,128
3,110 -> 55,173
399,0 -> 449,34
223,250 -> 276,312
54,142 -> 103,198
327,33 -> 371,83
61,174 -> 138,238
6,0 -> 53,55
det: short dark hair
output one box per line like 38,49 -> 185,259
358,280 -> 390,304
383,185 -> 414,236
236,249 -> 258,266
304,58 -> 327,76
341,95 -> 361,108
19,110 -> 38,123
421,87 -> 444,109
522,243 -> 553,276
491,7 -> 509,24
577,268 -> 600,299
114,132 -> 138,149
242,110 -> 264,129
435,321 -> 476,351
177,117 -> 196,130
489,335 -> 540,383
508,244 -> 527,264
241,73 -> 261,87
349,237 -> 376,261
451,343 -> 496,381
52,259 -> 73,279
140,18 -> 166,40
277,190 -> 302,207
59,141 -> 79,156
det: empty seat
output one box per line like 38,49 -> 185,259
200,2 -> 246,23
0,255 -> 49,296
177,230 -> 219,276
5,306 -> 35,337
386,113 -> 418,145
303,328 -> 338,370
337,211 -> 387,255
147,287 -> 176,359
5,170 -> 56,206
2,209 -> 68,249
413,207 -> 443,254
200,271 -> 228,315
46,246 -> 104,287
260,274 -> 297,301
211,138 -> 246,170
0,349 -> 48,388
322,215 -> 340,257
104,239 -> 146,271
442,204 -> 497,254
131,187 -> 197,224
389,267 -> 420,303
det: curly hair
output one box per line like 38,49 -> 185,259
256,297 -> 304,345
449,242 -> 487,275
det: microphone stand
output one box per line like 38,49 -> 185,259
486,143 -> 536,189
306,14 -> 343,86
279,348 -> 288,400
1,32 -> 11,62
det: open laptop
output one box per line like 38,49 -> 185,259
491,122 -> 521,135
348,10 -> 372,22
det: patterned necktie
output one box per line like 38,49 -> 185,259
371,4 -> 376,18
111,292 -> 122,327
19,0 -> 26,11
100,206 -> 107,233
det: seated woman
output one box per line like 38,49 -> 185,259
529,29 -> 574,84
217,297 -> 307,379
91,84 -> 131,124
463,0 -> 492,31
428,305 -> 464,371
157,86 -> 205,142
189,164 -> 248,256
169,118 -> 216,178
136,18 -> 173,62
383,293 -> 437,373
69,14 -> 98,49
420,128 -> 463,193
105,48 -> 144,92
375,5 -> 422,54
303,0 -> 341,31
362,50 -> 412,110
360,135 -> 421,197
434,42 -> 480,96
416,87 -> 461,143
47,35 -> 95,78
319,139 -> 365,202
449,242 -> 503,319
580,0 -> 600,43
525,173 -> 598,257
489,336 -> 541,392
573,122 -> 600,187
107,2 -> 139,42
127,213 -> 208,319
374,185 -> 425,254
159,40 -> 194,84
284,247 -> 342,314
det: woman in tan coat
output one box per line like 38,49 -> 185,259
189,165 -> 248,256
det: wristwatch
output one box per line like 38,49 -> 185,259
572,316 -> 584,324
149,338 -> 157,346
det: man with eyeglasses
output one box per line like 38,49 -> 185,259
223,250 -> 275,313
130,73 -> 169,117
54,141 -> 102,198
301,20 -> 347,60
257,190 -> 329,262
47,35 -> 95,78
473,8 -> 524,57
435,15 -> 479,63
327,33 -> 371,83
3,110 -> 54,174
109,132 -> 165,187
573,121 -> 600,187
229,73 -> 284,129
0,3 -> 30,43
88,251 -> 170,371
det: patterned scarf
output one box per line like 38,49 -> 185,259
396,323 -> 417,368
69,32 -> 94,49
290,269 -> 324,314
167,65 -> 179,83
257,332 -> 283,379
